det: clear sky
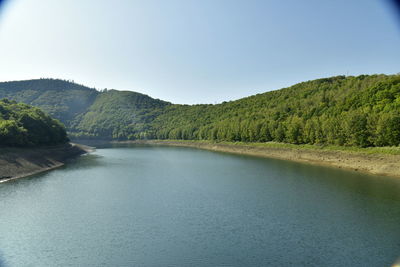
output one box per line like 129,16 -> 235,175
0,0 -> 399,104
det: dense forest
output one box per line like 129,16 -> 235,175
0,79 -> 169,140
0,74 -> 399,147
149,74 -> 400,147
0,99 -> 68,146
70,90 -> 169,139
0,79 -> 98,125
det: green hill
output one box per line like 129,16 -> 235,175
0,79 -> 98,125
70,89 -> 169,139
149,74 -> 400,147
0,99 -> 68,146
0,74 -> 399,147
0,79 -> 170,140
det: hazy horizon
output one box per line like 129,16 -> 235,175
0,0 -> 399,104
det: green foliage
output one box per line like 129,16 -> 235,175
0,79 -> 170,140
1,74 -> 399,147
0,78 -> 98,126
69,90 -> 169,139
0,99 -> 68,146
147,74 -> 400,147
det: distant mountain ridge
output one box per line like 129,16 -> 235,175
0,74 -> 399,147
0,78 -> 170,139
0,79 -> 99,124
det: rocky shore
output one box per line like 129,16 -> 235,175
0,143 -> 92,183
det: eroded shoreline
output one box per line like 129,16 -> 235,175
0,143 -> 92,183
117,140 -> 400,178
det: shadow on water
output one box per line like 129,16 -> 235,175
215,147 -> 400,200
107,143 -> 400,202
90,142 -> 167,150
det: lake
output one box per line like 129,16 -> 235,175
1,144 -> 400,266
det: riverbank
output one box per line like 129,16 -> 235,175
117,140 -> 400,178
0,143 -> 92,183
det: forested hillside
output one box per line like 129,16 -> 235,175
69,90 -> 169,139
0,99 -> 68,146
0,79 -> 170,140
0,79 -> 98,125
148,74 -> 400,147
0,74 -> 399,147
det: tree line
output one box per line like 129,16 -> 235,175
143,74 -> 400,147
0,75 -> 399,147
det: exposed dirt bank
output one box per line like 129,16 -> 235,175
120,140 -> 400,178
0,143 -> 93,183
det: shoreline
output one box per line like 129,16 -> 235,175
116,140 -> 400,178
0,143 -> 93,183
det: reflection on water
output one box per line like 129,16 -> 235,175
0,145 -> 399,266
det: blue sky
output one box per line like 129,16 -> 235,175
0,0 -> 399,104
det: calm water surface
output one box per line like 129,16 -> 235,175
1,145 -> 400,266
